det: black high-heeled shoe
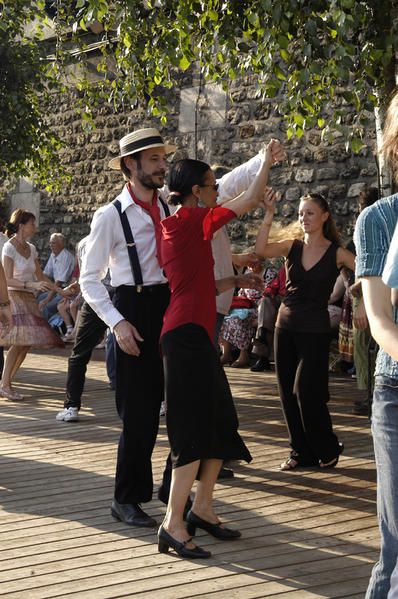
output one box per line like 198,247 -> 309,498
186,510 -> 241,540
319,442 -> 344,469
157,526 -> 211,558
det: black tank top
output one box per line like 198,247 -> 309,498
276,239 -> 340,333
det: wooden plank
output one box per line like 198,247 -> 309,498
0,349 -> 379,599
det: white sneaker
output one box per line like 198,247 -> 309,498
56,407 -> 79,422
62,329 -> 76,343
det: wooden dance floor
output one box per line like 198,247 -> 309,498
0,348 -> 377,598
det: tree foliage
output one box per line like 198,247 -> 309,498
0,0 -> 68,190
73,0 -> 396,146
1,0 -> 397,186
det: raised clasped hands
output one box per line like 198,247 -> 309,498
262,138 -> 286,166
114,319 -> 144,356
261,186 -> 280,215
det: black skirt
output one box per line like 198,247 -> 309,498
161,323 -> 252,468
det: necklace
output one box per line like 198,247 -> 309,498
13,236 -> 30,258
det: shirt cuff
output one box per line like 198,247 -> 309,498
106,309 -> 125,331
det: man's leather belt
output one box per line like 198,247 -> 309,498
120,283 -> 169,294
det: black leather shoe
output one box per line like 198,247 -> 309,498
158,525 -> 211,558
186,510 -> 241,540
157,486 -> 193,520
111,499 -> 157,527
217,466 -> 234,480
250,357 -> 271,372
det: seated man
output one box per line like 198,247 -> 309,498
251,264 -> 286,372
38,233 -> 75,321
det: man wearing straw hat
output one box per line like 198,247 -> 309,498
80,128 -> 176,527
80,127 -> 282,527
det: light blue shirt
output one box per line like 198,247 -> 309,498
354,194 -> 398,378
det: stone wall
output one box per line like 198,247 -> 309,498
0,74 -> 378,262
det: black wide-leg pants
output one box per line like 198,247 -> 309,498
274,326 -> 340,464
113,284 -> 170,504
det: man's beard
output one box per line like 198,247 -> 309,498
136,167 -> 165,190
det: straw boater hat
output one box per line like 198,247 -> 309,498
108,128 -> 177,170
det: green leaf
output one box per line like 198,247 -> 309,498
208,10 -> 219,22
179,55 -> 191,71
277,35 -> 289,50
274,65 -> 286,81
294,113 -> 304,126
303,96 -> 315,112
247,12 -> 259,26
123,33 -> 132,49
350,138 -> 365,153
280,48 -> 289,61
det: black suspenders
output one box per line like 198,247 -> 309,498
112,196 -> 170,293
159,197 -> 171,217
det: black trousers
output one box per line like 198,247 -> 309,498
114,284 -> 170,504
64,301 -> 107,409
274,326 -> 339,464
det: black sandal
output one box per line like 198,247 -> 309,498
319,442 -> 344,469
280,451 -> 319,471
280,450 -> 303,471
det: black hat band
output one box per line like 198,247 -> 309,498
121,135 -> 164,155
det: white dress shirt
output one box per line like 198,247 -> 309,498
80,185 -> 169,330
213,153 -> 262,315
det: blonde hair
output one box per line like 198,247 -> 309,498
268,220 -> 303,243
381,90 -> 398,182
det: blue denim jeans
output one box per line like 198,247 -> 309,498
367,375 -> 398,598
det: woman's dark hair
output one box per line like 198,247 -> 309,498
168,159 -> 211,206
300,193 -> 340,245
6,209 -> 35,238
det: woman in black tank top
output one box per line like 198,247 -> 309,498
255,192 -> 355,470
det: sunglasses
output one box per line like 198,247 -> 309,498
200,183 -> 219,191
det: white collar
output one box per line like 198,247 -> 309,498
119,184 -> 161,214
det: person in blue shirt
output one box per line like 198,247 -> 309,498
354,90 -> 398,598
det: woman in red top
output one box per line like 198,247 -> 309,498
158,143 -> 281,559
